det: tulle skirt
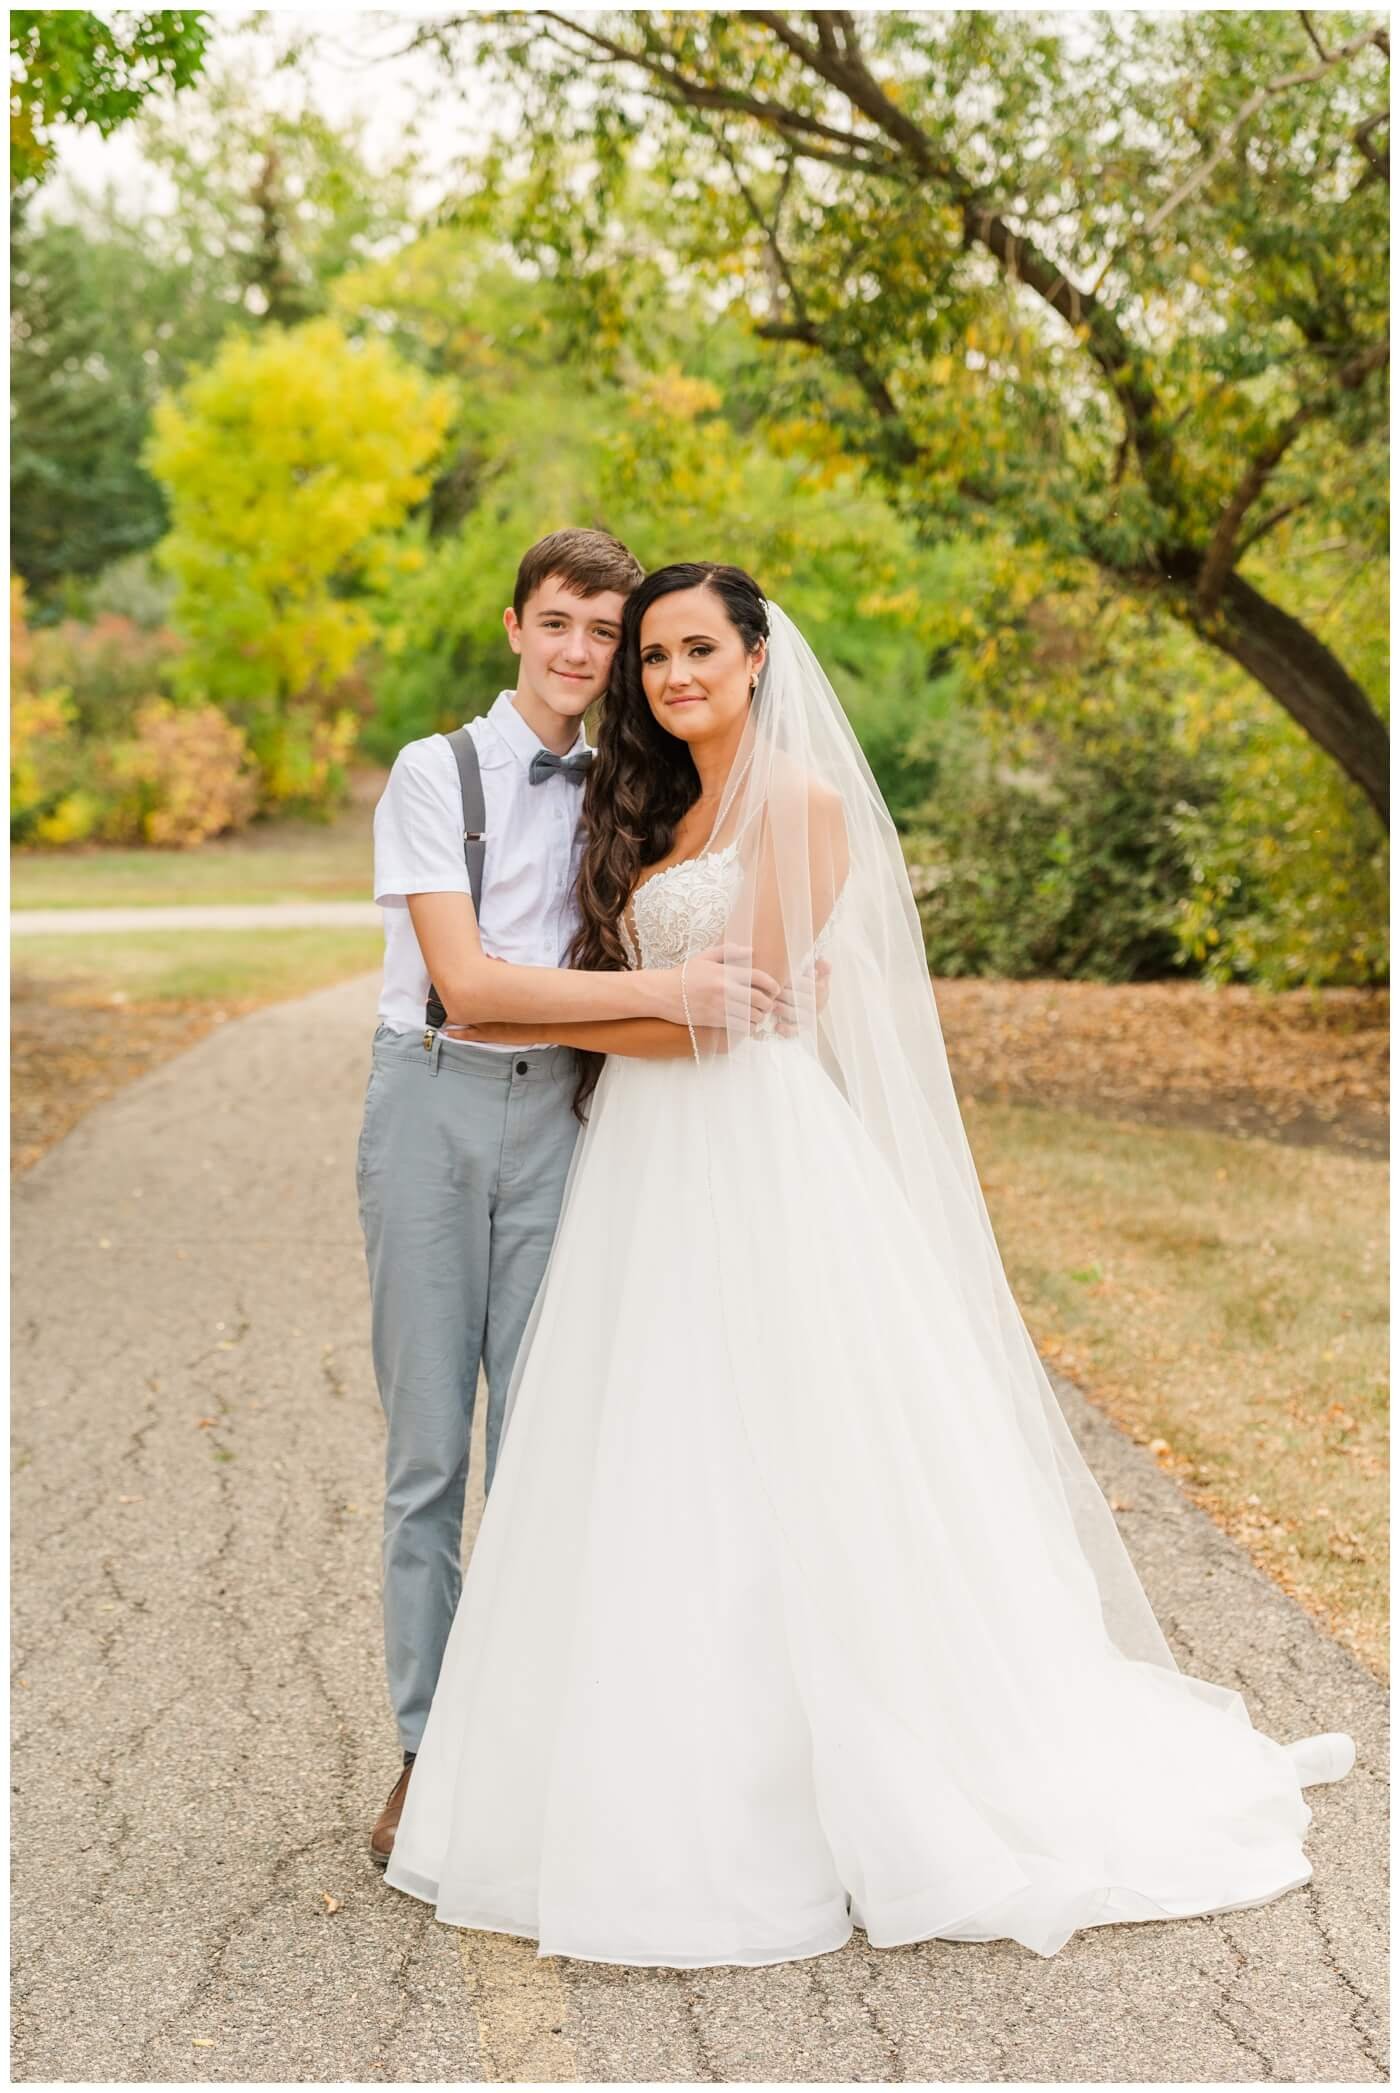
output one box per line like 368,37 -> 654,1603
385,1037 -> 1347,1965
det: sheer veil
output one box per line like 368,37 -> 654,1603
686,598 -> 1182,1678
497,596 -> 1197,1692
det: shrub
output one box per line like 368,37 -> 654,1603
11,686 -> 98,843
27,612 -> 183,738
910,707 -> 1205,981
1166,686 -> 1388,989
249,705 -> 359,818
103,700 -> 259,847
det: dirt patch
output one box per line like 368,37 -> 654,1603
935,977 -> 1387,1158
11,976 -> 258,1177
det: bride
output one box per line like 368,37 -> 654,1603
383,561 -> 1354,1966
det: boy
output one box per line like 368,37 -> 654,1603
360,528 -> 772,1863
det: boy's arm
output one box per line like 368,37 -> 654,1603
378,740 -> 776,1031
444,1013 -> 722,1060
442,961 -> 831,1058
408,891 -> 775,1032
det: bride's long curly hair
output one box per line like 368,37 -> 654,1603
567,561 -> 769,1114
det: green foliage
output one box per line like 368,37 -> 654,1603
903,547 -> 1389,984
9,204 -> 174,587
10,9 -> 210,188
910,707 -> 1204,981
12,25 -> 1387,980
11,80 -> 422,591
134,66 -> 423,325
1168,691 -> 1389,989
454,10 -> 1388,816
83,551 -> 178,632
145,314 -> 454,806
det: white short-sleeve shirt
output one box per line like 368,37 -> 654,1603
372,691 -> 590,1046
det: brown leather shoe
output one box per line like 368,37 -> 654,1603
370,1759 -> 413,1868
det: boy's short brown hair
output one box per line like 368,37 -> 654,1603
513,527 -> 645,620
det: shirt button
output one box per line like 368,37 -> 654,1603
515,1059 -> 529,1075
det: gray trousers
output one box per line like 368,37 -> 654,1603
356,1022 -> 581,1755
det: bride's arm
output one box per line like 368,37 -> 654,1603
746,782 -> 850,997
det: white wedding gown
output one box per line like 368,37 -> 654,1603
385,845 -> 1353,1967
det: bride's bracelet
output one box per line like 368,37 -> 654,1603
680,956 -> 700,1066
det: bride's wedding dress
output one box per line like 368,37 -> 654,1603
383,838 -> 1352,1968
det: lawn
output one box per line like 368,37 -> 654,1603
9,786 -> 379,911
13,926 -> 384,1004
964,1098 -> 1388,1679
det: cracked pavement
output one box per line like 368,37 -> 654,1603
10,972 -> 1388,2082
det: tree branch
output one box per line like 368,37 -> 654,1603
1197,338 -> 1388,609
708,128 -> 802,323
530,10 -> 892,164
1235,496 -> 1315,557
1353,106 -> 1390,184
1109,23 -> 1389,270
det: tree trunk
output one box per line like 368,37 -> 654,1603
1157,546 -> 1390,827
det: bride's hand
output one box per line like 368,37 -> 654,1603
772,956 -> 832,1037
662,945 -> 779,1030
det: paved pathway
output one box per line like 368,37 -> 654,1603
12,902 -> 380,934
10,973 -> 1388,2082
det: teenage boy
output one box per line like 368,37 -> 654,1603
360,527 -> 773,1864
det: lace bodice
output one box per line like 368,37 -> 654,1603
620,843 -> 742,971
619,841 -> 844,1057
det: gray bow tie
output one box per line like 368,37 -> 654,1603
528,748 -> 593,787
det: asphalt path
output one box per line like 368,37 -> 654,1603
10,972 -> 1388,2082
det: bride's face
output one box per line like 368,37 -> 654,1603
638,586 -> 765,747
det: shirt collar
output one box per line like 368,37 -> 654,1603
486,690 -> 590,769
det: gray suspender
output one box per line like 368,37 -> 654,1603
423,725 -> 485,1033
448,723 -> 487,913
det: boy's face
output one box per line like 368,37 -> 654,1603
504,577 -> 629,721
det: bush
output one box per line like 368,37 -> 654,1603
1166,687 -> 1388,989
85,552 -> 179,632
249,705 -> 359,818
12,577 -> 265,847
104,700 -> 259,847
910,707 -> 1205,981
11,686 -> 96,844
27,612 -> 183,738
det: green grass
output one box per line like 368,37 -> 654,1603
965,1097 -> 1388,1677
10,798 -> 376,911
14,927 -> 384,1003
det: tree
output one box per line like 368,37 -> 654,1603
10,9 -> 211,189
429,9 -> 1389,823
9,202 -> 172,586
11,75 -> 422,591
145,316 -> 455,801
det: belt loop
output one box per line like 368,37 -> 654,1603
423,1028 -> 443,1077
